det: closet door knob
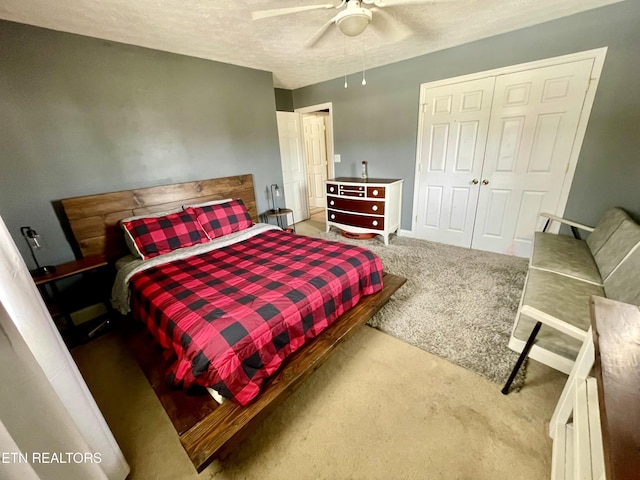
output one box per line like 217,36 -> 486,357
482,179 -> 490,185
472,179 -> 479,185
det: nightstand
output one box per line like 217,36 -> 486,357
33,255 -> 112,347
264,208 -> 296,232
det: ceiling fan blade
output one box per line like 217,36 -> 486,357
252,4 -> 336,21
374,0 -> 458,6
370,7 -> 412,42
305,15 -> 338,48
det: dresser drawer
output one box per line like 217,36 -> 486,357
339,190 -> 365,198
327,210 -> 384,231
327,197 -> 386,215
367,186 -> 385,198
339,184 -> 365,192
326,183 -> 338,195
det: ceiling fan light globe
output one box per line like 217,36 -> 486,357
336,8 -> 372,36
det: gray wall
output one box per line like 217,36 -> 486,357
274,88 -> 294,112
0,21 -> 283,268
293,1 -> 640,230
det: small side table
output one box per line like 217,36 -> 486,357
32,255 -> 112,346
264,208 -> 296,232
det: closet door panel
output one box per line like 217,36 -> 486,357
414,77 -> 495,247
472,58 -> 593,256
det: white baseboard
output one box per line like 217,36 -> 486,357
397,229 -> 414,237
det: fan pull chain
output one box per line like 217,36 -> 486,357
343,35 -> 348,89
361,39 -> 367,86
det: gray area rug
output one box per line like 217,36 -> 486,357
315,230 -> 529,389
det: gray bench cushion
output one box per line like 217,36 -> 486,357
604,243 -> 640,305
586,208 -> 629,255
514,269 -> 604,360
531,231 -> 601,284
593,218 -> 640,280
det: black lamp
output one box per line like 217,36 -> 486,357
270,184 -> 281,213
21,226 -> 56,276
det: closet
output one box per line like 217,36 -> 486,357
412,50 -> 605,257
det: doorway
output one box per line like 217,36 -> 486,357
296,103 -> 336,219
303,113 -> 330,212
412,48 -> 607,257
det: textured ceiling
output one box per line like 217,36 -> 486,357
0,0 -> 624,89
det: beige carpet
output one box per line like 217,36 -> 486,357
72,325 -> 566,480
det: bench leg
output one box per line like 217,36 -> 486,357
570,226 -> 580,239
502,321 -> 542,395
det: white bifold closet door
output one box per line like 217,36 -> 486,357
415,77 -> 496,248
414,57 -> 594,257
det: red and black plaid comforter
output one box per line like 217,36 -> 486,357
129,229 -> 383,405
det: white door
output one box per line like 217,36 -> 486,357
276,111 -> 309,223
413,56 -> 597,256
472,59 -> 593,256
414,77 -> 496,247
303,115 -> 328,209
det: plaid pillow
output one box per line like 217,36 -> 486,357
193,199 -> 253,239
121,207 -> 209,259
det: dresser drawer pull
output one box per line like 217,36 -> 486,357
329,186 -> 336,193
372,205 -> 378,211
372,189 -> 379,196
372,220 -> 378,226
330,214 -> 336,220
329,200 -> 335,206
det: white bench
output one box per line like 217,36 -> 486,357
502,208 -> 640,394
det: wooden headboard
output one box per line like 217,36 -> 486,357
61,174 -> 258,261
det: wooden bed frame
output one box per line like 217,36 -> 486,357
60,174 -> 406,471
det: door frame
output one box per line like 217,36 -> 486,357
410,47 -> 607,236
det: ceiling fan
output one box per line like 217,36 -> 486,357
252,0 -> 456,48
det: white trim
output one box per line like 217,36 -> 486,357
294,102 -> 336,199
398,228 -> 414,237
412,47 -> 608,239
295,102 -> 333,113
417,48 -> 608,96
555,48 -> 608,220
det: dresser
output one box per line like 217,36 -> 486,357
325,177 -> 403,245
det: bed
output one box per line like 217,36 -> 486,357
60,174 -> 405,471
